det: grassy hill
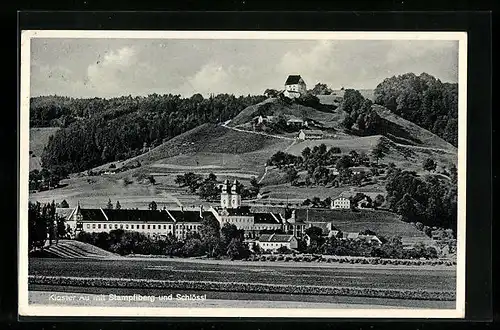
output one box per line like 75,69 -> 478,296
228,98 -> 344,130
373,105 -> 457,152
29,127 -> 59,171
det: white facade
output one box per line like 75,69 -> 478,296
256,234 -> 298,251
298,129 -> 323,140
284,76 -> 307,99
331,197 -> 351,209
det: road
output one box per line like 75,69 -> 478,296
221,121 -> 295,141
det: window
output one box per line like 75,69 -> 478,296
131,225 -> 134,229
103,224 -> 107,229
92,224 -> 96,229
98,224 -> 101,229
142,225 -> 145,229
153,225 -> 156,229
148,225 -> 150,229
115,224 -> 118,229
87,224 -> 90,229
163,225 -> 167,229
120,224 -> 123,229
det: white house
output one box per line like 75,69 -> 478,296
298,129 -> 324,140
284,75 -> 307,98
254,115 -> 276,125
286,117 -> 309,128
331,197 -> 351,209
256,233 -> 298,251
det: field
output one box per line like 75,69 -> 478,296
29,257 -> 455,308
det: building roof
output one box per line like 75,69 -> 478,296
334,197 -> 350,201
299,129 -> 323,136
287,118 -> 304,123
285,75 -> 303,85
103,209 -> 174,223
306,221 -> 336,235
258,233 -> 295,242
350,166 -> 370,172
219,206 -> 253,216
167,210 -> 211,223
79,208 -> 107,222
253,212 -> 281,224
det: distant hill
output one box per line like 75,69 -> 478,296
29,127 -> 59,171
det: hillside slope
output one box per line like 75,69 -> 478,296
228,98 -> 344,129
33,240 -> 120,259
373,105 -> 457,152
29,127 -> 59,171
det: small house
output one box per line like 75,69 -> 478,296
298,129 -> 324,140
256,233 -> 298,251
331,197 -> 351,209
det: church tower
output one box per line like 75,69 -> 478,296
230,179 -> 241,209
220,179 -> 231,209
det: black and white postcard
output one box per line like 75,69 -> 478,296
19,30 -> 467,318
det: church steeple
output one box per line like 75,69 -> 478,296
220,179 -> 231,209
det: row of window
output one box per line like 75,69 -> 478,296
86,223 -> 174,230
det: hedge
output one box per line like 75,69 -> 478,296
28,275 -> 455,301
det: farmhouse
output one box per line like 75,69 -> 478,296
286,117 -> 309,128
254,115 -> 275,125
331,197 -> 351,209
255,233 -> 298,251
298,129 -> 324,140
283,75 -> 307,98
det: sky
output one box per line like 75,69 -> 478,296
30,38 -> 459,98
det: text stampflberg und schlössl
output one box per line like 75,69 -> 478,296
49,293 -> 207,303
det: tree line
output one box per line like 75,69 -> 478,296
28,201 -> 71,251
36,93 -> 266,174
385,167 -> 457,232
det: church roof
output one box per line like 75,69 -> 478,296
285,75 -> 303,85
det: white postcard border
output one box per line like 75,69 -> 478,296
19,30 -> 467,319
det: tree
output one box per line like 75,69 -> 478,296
423,158 -> 437,172
311,83 -> 332,96
148,175 -> 156,185
285,167 -> 299,185
371,142 -> 388,165
221,223 -> 241,252
60,200 -> 69,208
198,173 -> 220,201
148,201 -> 157,211
200,213 -> 221,258
106,198 -> 113,210
374,194 -> 385,208
301,146 -> 311,159
264,88 -> 278,98
226,238 -> 248,260
336,155 -> 353,169
449,164 -> 458,184
115,200 -> 121,210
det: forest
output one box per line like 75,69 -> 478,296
373,73 -> 458,146
33,93 -> 266,173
